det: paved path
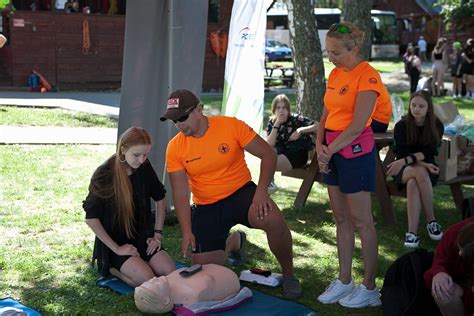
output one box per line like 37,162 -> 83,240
0,126 -> 117,144
0,65 -> 454,145
0,91 -> 120,144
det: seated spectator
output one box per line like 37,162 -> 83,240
266,94 -> 317,171
83,127 -> 175,287
265,94 -> 317,190
386,91 -> 444,248
424,217 -> 474,316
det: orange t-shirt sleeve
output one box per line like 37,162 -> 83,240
372,85 -> 393,125
233,118 -> 257,148
358,68 -> 384,96
165,136 -> 184,173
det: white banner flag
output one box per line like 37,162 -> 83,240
222,0 -> 266,133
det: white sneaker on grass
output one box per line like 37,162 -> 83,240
317,279 -> 354,304
426,221 -> 443,240
268,181 -> 278,193
338,284 -> 381,308
404,232 -> 420,248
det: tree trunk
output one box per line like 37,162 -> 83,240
287,0 -> 325,121
342,0 -> 373,60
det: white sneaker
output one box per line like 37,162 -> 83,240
317,279 -> 354,304
404,232 -> 420,248
338,284 -> 381,308
426,221 -> 443,240
268,181 -> 278,193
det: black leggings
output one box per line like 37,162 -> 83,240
410,71 -> 420,93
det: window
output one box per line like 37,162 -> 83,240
208,0 -> 219,23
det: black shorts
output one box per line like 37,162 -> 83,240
370,119 -> 389,133
461,63 -> 474,75
393,164 -> 439,191
191,181 -> 256,253
280,149 -> 308,168
109,242 -> 165,271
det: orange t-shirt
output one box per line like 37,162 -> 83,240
166,116 -> 257,205
372,84 -> 392,125
324,61 -> 385,131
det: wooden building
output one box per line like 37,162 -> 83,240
373,0 -> 473,53
0,0 -> 232,90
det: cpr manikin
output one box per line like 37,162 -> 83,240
134,264 -> 243,314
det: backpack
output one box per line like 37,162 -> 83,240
381,249 -> 441,316
462,197 -> 474,220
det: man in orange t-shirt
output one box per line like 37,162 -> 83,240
161,89 -> 302,300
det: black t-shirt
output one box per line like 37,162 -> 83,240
392,117 -> 444,164
83,159 -> 165,274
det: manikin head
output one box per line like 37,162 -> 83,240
134,276 -> 174,314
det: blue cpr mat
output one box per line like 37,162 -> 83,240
96,263 -> 316,316
96,262 -> 187,295
0,297 -> 41,316
208,289 -> 317,316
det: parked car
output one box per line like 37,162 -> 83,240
265,39 -> 292,61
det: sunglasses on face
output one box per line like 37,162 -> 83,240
172,105 -> 197,124
329,23 -> 356,45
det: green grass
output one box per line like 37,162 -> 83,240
0,105 -> 118,128
1,144 -> 472,315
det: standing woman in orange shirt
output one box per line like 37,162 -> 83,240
316,22 -> 382,308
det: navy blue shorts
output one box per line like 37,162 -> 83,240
191,181 -> 255,253
323,147 -> 376,193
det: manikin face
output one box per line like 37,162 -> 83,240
122,144 -> 151,169
274,101 -> 289,121
410,96 -> 429,123
326,37 -> 358,70
135,276 -> 173,313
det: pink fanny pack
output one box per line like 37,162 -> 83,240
325,127 -> 375,159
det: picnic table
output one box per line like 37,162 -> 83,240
281,132 -> 474,226
264,65 -> 294,88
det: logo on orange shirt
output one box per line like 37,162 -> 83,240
369,77 -> 378,84
339,85 -> 349,95
218,143 -> 230,154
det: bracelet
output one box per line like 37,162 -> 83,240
409,154 -> 417,164
154,229 -> 163,234
273,126 -> 280,129
404,157 -> 408,165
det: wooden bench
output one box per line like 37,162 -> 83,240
264,76 -> 294,88
281,132 -> 474,226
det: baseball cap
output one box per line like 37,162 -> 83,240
160,89 -> 200,122
453,41 -> 462,49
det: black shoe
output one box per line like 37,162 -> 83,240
228,231 -> 246,266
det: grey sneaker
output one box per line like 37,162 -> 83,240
227,231 -> 246,266
282,276 -> 303,300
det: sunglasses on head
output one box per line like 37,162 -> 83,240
329,23 -> 352,34
329,23 -> 356,45
172,105 -> 197,124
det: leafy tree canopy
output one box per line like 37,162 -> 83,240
436,0 -> 474,28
